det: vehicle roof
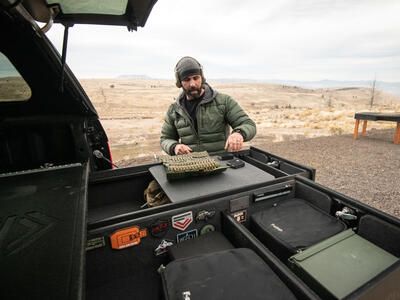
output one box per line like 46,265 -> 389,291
19,0 -> 157,31
0,0 -> 158,118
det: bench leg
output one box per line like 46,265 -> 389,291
362,120 -> 368,136
353,119 -> 360,139
394,122 -> 400,144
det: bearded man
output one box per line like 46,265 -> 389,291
161,56 -> 256,155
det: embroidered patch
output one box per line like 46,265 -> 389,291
154,239 -> 174,256
172,211 -> 193,231
200,224 -> 216,235
110,226 -> 147,250
182,291 -> 191,300
86,236 -> 105,251
176,229 -> 198,243
232,210 -> 247,223
150,220 -> 169,237
195,209 -> 216,222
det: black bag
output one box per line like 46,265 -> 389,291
251,198 -> 346,261
160,248 -> 296,300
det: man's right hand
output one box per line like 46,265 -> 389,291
174,144 -> 193,155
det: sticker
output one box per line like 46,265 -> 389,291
176,229 -> 198,243
110,226 -> 147,250
200,224 -> 215,235
195,210 -> 216,222
154,239 -> 174,256
182,291 -> 191,300
172,211 -> 193,231
86,236 -> 105,251
232,210 -> 247,223
270,223 -> 283,232
150,220 -> 169,237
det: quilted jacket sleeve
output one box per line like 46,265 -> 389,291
160,105 -> 179,155
224,95 -> 256,141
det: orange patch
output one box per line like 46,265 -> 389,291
110,226 -> 147,250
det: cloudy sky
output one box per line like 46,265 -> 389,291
46,0 -> 400,82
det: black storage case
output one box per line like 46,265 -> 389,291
161,248 -> 297,300
251,198 -> 346,260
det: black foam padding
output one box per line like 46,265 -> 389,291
250,198 -> 346,261
168,231 -> 234,260
162,248 -> 297,300
358,215 -> 400,257
295,182 -> 332,213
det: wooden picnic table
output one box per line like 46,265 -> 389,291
353,112 -> 400,144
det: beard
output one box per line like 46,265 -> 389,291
183,85 -> 203,99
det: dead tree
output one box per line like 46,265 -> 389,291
369,77 -> 376,108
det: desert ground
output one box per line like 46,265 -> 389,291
80,79 -> 400,163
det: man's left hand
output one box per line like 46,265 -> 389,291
224,132 -> 244,152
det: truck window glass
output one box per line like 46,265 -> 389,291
0,52 -> 31,102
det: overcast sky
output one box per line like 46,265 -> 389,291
46,0 -> 400,82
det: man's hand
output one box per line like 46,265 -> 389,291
174,144 -> 193,155
224,132 -> 244,152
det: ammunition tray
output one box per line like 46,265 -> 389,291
158,151 -> 228,180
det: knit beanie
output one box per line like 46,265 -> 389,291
174,56 -> 205,87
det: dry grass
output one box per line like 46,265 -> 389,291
79,79 -> 400,164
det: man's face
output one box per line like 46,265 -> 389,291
181,74 -> 203,99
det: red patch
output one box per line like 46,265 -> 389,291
172,211 -> 193,231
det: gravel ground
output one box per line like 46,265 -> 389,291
254,128 -> 400,218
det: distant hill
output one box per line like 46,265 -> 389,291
264,79 -> 400,96
117,74 -> 152,80
116,74 -> 400,96
209,78 -> 400,96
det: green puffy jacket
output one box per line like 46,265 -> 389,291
160,84 -> 256,155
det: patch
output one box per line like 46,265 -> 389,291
200,224 -> 215,235
86,236 -> 105,251
154,239 -> 174,256
182,291 -> 191,300
195,209 -> 216,222
110,226 -> 147,250
150,220 -> 169,237
232,210 -> 247,223
172,211 -> 193,231
176,229 -> 198,243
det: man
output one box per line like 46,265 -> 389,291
161,56 -> 256,155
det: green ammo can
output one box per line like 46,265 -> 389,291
288,229 -> 398,299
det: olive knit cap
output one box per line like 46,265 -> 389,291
174,56 -> 205,87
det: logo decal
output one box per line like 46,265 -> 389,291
182,291 -> 191,300
232,210 -> 247,223
150,220 -> 169,237
200,224 -> 215,235
172,211 -> 193,231
270,223 -> 283,232
86,237 -> 106,251
176,229 -> 198,243
0,212 -> 57,257
110,226 -> 147,250
154,239 -> 174,256
195,210 -> 216,222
